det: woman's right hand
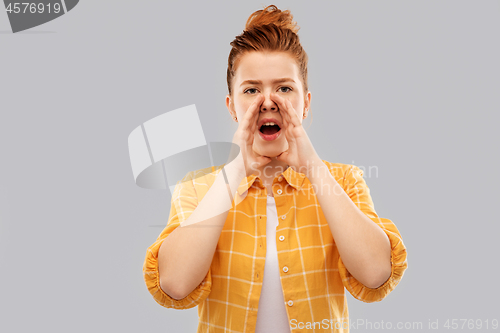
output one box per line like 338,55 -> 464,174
228,95 -> 272,178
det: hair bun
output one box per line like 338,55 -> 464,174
245,5 -> 299,34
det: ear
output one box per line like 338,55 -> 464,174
303,91 -> 312,117
226,94 -> 236,118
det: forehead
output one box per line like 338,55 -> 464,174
234,51 -> 300,83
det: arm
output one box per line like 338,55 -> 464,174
267,94 -> 406,300
307,161 -> 392,288
158,158 -> 246,300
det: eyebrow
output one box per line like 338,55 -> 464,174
240,78 -> 296,87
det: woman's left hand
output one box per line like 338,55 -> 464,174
271,93 -> 323,177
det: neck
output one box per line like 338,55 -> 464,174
255,157 -> 289,180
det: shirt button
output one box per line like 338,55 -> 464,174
277,189 -> 283,195
279,235 -> 285,241
281,215 -> 286,220
283,266 -> 289,273
288,300 -> 293,306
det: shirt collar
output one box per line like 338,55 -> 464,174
236,166 -> 307,196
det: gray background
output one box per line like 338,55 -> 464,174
1,0 -> 499,332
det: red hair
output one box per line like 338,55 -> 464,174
226,5 -> 309,97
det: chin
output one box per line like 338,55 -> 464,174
253,141 -> 288,158
258,150 -> 281,158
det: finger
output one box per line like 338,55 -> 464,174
240,95 -> 263,132
278,96 -> 302,126
284,98 -> 302,127
255,155 -> 272,167
281,115 -> 293,142
269,93 -> 291,125
269,93 -> 292,124
271,93 -> 301,128
276,151 -> 289,164
248,95 -> 264,133
281,110 -> 297,142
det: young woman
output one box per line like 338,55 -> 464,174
144,5 -> 407,332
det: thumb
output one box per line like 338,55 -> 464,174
276,151 -> 289,164
256,156 -> 272,167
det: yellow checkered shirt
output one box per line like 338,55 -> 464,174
143,161 -> 408,332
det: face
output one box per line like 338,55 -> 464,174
226,51 -> 311,158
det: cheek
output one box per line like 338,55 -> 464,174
237,102 -> 251,118
236,99 -> 254,118
291,100 -> 303,117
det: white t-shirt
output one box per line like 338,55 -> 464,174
255,196 -> 291,333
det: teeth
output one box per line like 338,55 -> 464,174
262,122 -> 277,126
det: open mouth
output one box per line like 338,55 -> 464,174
259,123 -> 281,135
258,122 -> 282,141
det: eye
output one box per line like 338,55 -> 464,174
279,86 -> 292,93
244,88 -> 258,94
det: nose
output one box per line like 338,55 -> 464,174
260,93 -> 278,113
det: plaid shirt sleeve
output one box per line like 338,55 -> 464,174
142,170 -> 212,309
337,165 -> 408,303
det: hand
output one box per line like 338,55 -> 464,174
271,93 -> 322,177
229,94 -> 272,177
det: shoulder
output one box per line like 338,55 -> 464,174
171,164 -> 226,202
175,163 -> 225,190
320,160 -> 359,178
182,164 -> 224,180
318,160 -> 369,189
